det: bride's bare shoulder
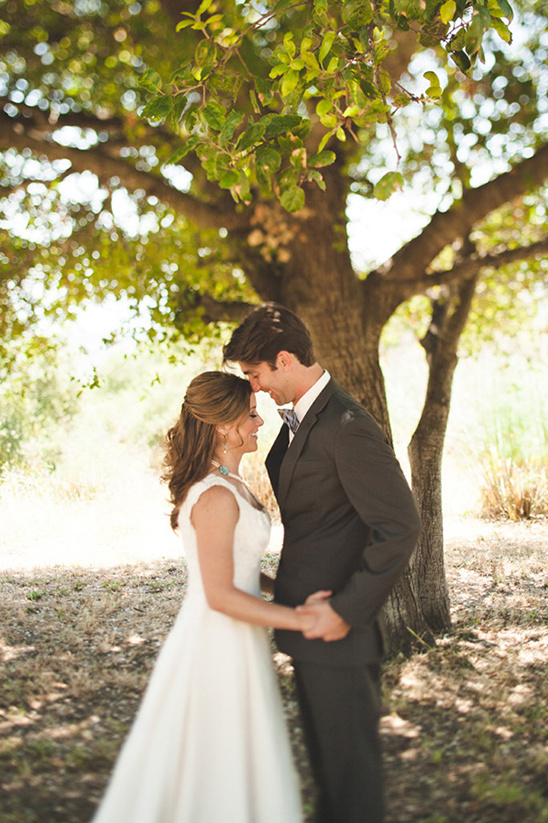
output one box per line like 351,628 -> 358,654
190,482 -> 239,527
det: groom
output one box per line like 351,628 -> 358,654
223,303 -> 421,823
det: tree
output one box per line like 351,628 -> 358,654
1,0 -> 547,648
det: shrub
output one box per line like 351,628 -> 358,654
0,338 -> 79,475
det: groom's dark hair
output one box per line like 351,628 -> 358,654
223,303 -> 316,368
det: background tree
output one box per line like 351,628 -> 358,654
1,0 -> 547,647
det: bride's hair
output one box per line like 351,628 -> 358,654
162,371 -> 252,530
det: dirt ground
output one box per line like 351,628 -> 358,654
0,516 -> 547,823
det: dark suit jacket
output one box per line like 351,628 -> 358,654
266,378 -> 421,666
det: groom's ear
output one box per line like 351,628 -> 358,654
276,351 -> 293,371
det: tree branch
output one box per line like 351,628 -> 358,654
193,294 -> 256,324
420,235 -> 548,291
0,97 -> 125,134
383,142 -> 548,285
0,114 -> 249,231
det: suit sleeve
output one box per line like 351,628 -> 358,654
328,415 -> 421,629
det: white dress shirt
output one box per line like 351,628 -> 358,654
288,370 -> 331,443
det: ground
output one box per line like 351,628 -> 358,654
0,513 -> 547,823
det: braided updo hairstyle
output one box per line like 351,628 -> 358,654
162,371 -> 252,530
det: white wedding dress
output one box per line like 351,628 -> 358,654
91,473 -> 302,823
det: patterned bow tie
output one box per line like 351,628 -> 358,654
278,408 -> 299,433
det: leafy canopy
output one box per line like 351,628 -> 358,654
143,0 -> 514,210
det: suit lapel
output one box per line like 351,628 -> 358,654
276,379 -> 337,508
265,424 -> 289,496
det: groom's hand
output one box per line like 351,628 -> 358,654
305,589 -> 332,605
297,600 -> 351,642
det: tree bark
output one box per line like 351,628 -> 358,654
408,273 -> 479,630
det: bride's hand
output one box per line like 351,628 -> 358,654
305,589 -> 332,605
296,609 -> 317,634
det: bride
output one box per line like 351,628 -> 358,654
91,371 -> 314,823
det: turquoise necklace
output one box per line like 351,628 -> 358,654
211,459 -> 241,481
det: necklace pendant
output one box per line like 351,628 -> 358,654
212,459 -> 230,477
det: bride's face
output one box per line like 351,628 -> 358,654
227,395 -> 264,455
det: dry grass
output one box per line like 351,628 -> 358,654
0,514 -> 547,823
479,457 -> 548,520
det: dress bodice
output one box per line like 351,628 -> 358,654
178,474 -> 271,598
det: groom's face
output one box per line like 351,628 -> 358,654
239,359 -> 294,406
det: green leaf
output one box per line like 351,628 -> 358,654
270,63 -> 289,78
309,150 -> 336,168
249,89 -> 260,114
489,0 -> 513,20
277,135 -> 301,154
166,134 -> 201,164
219,170 -> 240,189
440,0 -> 456,24
202,152 -> 230,181
283,32 -> 296,59
273,0 -> 295,11
313,0 -> 328,24
302,51 -> 321,75
139,69 -> 162,93
293,119 -> 312,140
195,39 -> 217,67
317,128 -> 336,153
290,147 -> 307,169
394,93 -> 410,107
281,69 -> 300,98
342,0 -> 374,27
373,171 -> 404,200
235,169 -> 251,203
236,122 -> 266,152
279,168 -> 300,189
465,12 -> 486,55
489,16 -> 512,44
451,49 -> 471,72
220,111 -> 244,146
141,95 -> 171,122
424,70 -> 442,99
280,186 -> 305,212
263,114 -> 302,140
175,17 -> 195,32
255,146 -> 282,174
308,169 -> 326,191
169,95 -> 187,129
202,101 -> 226,131
343,105 -> 360,118
319,31 -> 336,64
196,0 -> 214,15
316,99 -> 332,118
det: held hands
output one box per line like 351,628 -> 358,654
296,590 -> 351,642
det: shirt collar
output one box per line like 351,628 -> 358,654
293,369 -> 331,423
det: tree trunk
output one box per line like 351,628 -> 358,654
240,183 -> 434,648
408,275 -> 479,630
241,177 -> 395,433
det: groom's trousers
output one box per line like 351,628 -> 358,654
293,660 -> 383,823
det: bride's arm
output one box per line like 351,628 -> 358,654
192,485 -> 309,632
